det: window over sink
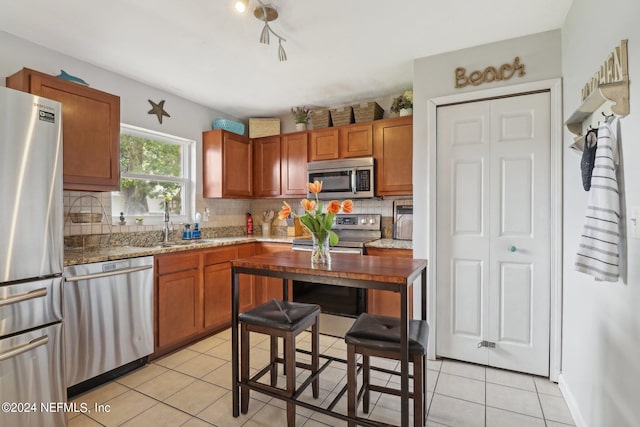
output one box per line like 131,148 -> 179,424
111,124 -> 194,224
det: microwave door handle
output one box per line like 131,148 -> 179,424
351,169 -> 357,194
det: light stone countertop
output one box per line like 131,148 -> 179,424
64,236 -> 296,266
365,238 -> 413,250
64,236 -> 414,266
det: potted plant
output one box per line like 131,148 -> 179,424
390,90 -> 414,116
135,217 -> 144,225
291,106 -> 310,131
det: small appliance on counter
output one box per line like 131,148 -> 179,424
393,199 -> 413,240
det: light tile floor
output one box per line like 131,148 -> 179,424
67,329 -> 575,426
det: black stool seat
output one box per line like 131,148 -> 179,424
239,300 -> 320,331
345,313 -> 429,356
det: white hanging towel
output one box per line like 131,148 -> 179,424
575,117 -> 620,281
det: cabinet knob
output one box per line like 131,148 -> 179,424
509,245 -> 517,253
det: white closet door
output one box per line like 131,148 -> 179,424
436,100 -> 492,365
436,92 -> 551,376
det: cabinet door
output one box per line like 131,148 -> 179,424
309,128 -> 339,161
340,124 -> 373,158
237,244 -> 256,312
203,262 -> 232,330
223,132 -> 252,197
157,269 -> 202,348
255,243 -> 292,304
366,247 -> 413,317
8,70 -> 120,191
253,136 -> 281,197
281,133 -> 309,197
374,116 -> 413,195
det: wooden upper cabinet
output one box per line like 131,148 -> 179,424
340,123 -> 373,158
253,135 -> 281,197
203,129 -> 252,198
308,128 -> 339,161
6,68 -> 120,191
373,116 -> 413,196
281,132 -> 309,197
309,124 -> 373,161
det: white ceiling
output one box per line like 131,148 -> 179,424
0,0 -> 572,120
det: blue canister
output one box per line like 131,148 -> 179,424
183,224 -> 192,239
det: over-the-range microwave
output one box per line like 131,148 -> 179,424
307,157 -> 374,199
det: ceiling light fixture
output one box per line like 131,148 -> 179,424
235,0 -> 288,62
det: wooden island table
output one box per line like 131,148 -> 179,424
231,251 -> 427,427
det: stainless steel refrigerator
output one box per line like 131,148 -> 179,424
0,86 -> 66,427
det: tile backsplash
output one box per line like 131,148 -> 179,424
65,191 -> 406,239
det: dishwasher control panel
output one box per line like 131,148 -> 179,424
102,260 -> 131,272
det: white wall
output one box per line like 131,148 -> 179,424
412,30 -> 562,353
560,1 -> 640,426
0,31 -> 238,197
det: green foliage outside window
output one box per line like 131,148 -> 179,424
119,134 -> 183,215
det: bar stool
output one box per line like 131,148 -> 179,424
345,313 -> 429,427
238,299 -> 320,427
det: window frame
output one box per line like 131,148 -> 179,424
113,124 -> 195,225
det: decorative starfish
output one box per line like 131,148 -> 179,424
148,99 -> 170,124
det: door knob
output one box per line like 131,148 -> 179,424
509,245 -> 517,253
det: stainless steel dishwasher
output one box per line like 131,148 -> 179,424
63,256 -> 154,396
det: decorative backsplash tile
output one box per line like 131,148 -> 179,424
64,191 -> 407,241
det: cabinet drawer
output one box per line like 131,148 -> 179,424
156,252 -> 200,275
204,246 -> 238,266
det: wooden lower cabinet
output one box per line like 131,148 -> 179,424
366,247 -> 414,317
156,253 -> 202,350
153,243 -> 261,359
203,262 -> 232,331
255,243 -> 293,304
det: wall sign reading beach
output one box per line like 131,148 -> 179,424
454,56 -> 526,88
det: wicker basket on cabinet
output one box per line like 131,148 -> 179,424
352,102 -> 384,123
329,106 -> 354,126
309,109 -> 332,129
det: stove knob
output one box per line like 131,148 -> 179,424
369,218 -> 375,225
360,218 -> 366,225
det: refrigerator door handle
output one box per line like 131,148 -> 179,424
0,335 -> 49,362
0,287 -> 48,307
64,265 -> 152,282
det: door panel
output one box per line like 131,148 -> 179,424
488,92 -> 550,376
452,259 -> 483,337
498,262 -> 533,344
437,91 -> 550,376
437,101 -> 491,364
500,157 -> 533,236
453,161 -> 484,235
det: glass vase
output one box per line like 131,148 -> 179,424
311,233 -> 331,265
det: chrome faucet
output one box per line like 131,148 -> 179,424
162,200 -> 172,243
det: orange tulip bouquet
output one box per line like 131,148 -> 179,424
278,180 -> 353,264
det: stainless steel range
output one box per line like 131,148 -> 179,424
291,214 -> 381,337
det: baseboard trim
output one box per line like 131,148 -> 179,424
558,373 -> 588,427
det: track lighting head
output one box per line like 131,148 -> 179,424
278,39 -> 287,62
260,24 -> 270,44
